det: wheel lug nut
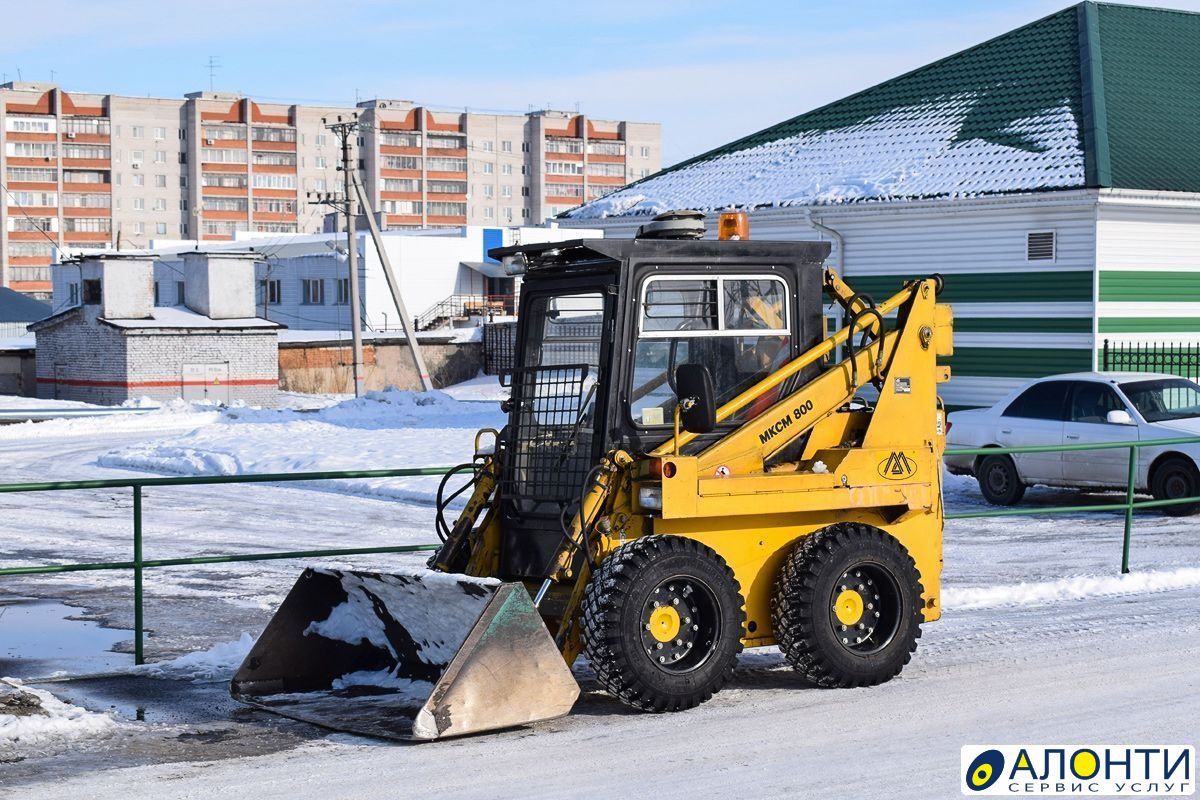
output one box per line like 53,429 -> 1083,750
839,584 -> 847,591
874,595 -> 879,600
854,571 -> 861,577
652,600 -> 660,608
659,656 -> 666,663
858,584 -> 865,591
672,598 -> 679,605
857,623 -> 864,629
675,639 -> 683,646
692,624 -> 699,631
656,642 -> 663,650
645,624 -> 651,630
855,637 -> 862,643
840,624 -> 847,631
686,642 -> 693,649
842,638 -> 849,644
874,611 -> 880,618
867,603 -> 874,610
684,617 -> 691,624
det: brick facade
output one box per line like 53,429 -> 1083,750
33,305 -> 279,406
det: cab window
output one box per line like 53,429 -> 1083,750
631,275 -> 790,426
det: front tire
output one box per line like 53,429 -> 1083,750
1152,456 -> 1200,517
771,523 -> 924,688
977,454 -> 1026,505
581,535 -> 745,712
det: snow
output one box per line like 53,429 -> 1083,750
566,96 -> 1083,218
303,569 -> 498,665
0,373 -> 1194,797
130,633 -> 256,683
0,679 -> 119,760
943,566 -> 1200,611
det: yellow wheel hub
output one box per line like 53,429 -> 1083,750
834,589 -> 864,626
648,605 -> 682,643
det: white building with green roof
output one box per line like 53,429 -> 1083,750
561,2 -> 1200,409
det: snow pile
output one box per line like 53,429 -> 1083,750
944,567 -> 1200,611
97,386 -> 506,504
566,95 -> 1083,218
0,678 -> 118,759
131,633 -> 257,683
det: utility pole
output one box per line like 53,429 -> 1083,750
321,115 -> 366,398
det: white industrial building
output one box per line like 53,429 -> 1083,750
49,224 -> 600,334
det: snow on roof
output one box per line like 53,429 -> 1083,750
566,3 -> 1200,219
101,306 -> 280,330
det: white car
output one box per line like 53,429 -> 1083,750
945,372 -> 1200,515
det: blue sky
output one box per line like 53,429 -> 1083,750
5,0 -> 1199,165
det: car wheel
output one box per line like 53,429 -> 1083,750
1151,456 -> 1200,517
977,454 -> 1026,506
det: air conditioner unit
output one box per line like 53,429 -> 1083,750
66,132 -> 76,139
131,162 -> 142,170
206,138 -> 214,145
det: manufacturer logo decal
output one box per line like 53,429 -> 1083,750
877,451 -> 916,480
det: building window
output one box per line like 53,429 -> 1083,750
314,156 -> 328,169
501,163 -> 513,176
427,180 -> 466,194
176,281 -> 185,305
132,126 -> 144,139
383,155 -> 420,170
522,208 -> 530,219
481,185 -> 494,198
504,207 -> 513,222
501,185 -> 512,198
483,207 -> 494,219
302,279 -> 325,305
260,279 -> 282,306
481,140 -> 494,152
335,278 -> 350,305
133,175 -> 145,187
521,142 -> 530,152
135,222 -> 146,235
251,173 -> 296,189
478,162 -> 494,174
154,198 -> 167,211
545,138 -> 583,154
501,140 -> 513,152
427,157 -> 467,172
252,126 -> 296,143
82,279 -> 102,305
521,186 -> 530,197
154,150 -> 167,164
155,174 -> 167,188
639,146 -> 651,158
68,283 -> 80,306
133,198 -> 145,211
251,151 -> 297,167
156,222 -> 167,235
315,134 -> 328,147
380,132 -> 421,147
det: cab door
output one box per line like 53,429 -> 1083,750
1061,380 -> 1137,487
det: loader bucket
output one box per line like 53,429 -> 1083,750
230,567 -> 579,741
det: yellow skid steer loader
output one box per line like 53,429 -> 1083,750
232,210 -> 954,740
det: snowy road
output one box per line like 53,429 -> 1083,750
0,382 -> 1196,798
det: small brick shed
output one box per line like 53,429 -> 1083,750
31,253 -> 282,406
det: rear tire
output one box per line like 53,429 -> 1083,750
977,454 -> 1026,505
770,523 -> 923,688
1152,456 -> 1200,517
581,535 -> 745,712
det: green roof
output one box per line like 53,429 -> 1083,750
567,2 -> 1200,219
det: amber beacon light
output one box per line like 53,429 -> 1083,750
718,211 -> 750,240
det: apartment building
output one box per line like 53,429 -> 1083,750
0,82 -> 661,300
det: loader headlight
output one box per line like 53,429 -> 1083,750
638,484 -> 663,511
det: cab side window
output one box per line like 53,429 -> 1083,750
1068,382 -> 1125,424
1002,381 -> 1070,420
631,275 -> 790,426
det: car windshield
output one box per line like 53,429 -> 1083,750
1119,378 -> 1200,422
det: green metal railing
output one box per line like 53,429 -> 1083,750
0,467 -> 451,664
1,436 -> 1198,667
944,435 -> 1200,575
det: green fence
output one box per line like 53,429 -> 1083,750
0,467 -> 451,664
1,436 -> 1198,667
944,435 -> 1200,574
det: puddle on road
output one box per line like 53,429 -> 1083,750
0,598 -> 130,679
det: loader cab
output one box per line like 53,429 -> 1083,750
490,236 -> 830,581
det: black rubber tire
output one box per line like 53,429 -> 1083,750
581,535 -> 745,712
770,523 -> 924,688
1151,456 -> 1200,517
977,454 -> 1026,506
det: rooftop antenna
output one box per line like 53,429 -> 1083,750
50,69 -> 56,84
206,56 -> 220,91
